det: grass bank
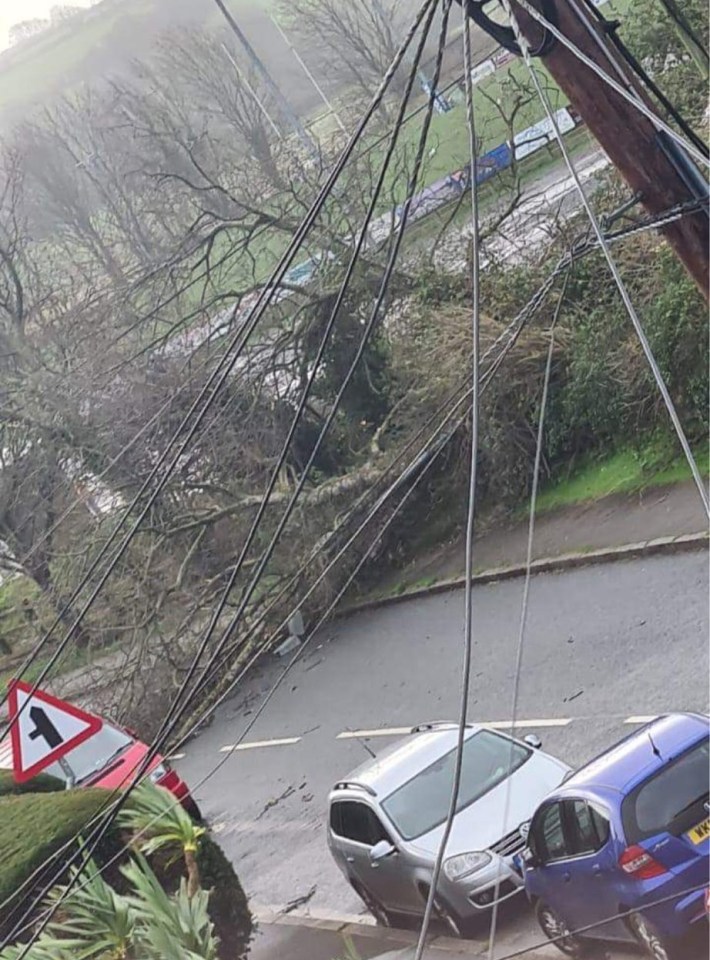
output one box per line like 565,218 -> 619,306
534,438 -> 710,513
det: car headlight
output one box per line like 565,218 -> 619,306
443,851 -> 492,882
148,763 -> 168,784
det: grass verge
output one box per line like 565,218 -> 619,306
534,438 -> 710,513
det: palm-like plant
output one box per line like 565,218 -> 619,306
0,852 -> 135,960
118,782 -> 206,898
121,854 -> 217,960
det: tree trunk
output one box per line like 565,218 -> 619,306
184,846 -> 201,898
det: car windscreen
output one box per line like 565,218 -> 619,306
621,736 -> 710,843
381,730 -> 530,840
46,722 -> 133,784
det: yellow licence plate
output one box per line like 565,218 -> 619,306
687,817 -> 710,845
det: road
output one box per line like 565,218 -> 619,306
175,551 -> 708,957
432,147 -> 609,273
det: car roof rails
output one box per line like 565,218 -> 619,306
332,780 -> 377,797
410,720 -> 474,734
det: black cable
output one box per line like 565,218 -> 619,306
3,5 -> 443,950
6,90 -> 700,944
130,0 -> 444,784
2,192 -> 597,939
0,0 -> 436,740
3,231 -> 547,941
459,0 -> 558,56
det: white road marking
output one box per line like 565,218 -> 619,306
218,736 -> 301,753
337,718 -> 572,739
624,715 -> 657,724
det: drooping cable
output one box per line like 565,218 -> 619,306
486,268 -> 570,960
3,6 -> 447,951
0,0 -> 437,737
414,2 -> 481,954
2,202 -> 581,939
578,0 -> 709,159
131,0 -> 443,784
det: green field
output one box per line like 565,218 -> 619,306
170,52 -> 584,312
0,0 -> 268,116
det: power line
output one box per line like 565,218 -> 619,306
578,0 -> 709,159
495,883 -> 708,960
414,0 -> 481,952
1,197 -> 582,941
4,5 -> 446,950
132,0 -> 444,789
1,0 -> 437,738
4,257 -> 536,943
209,0 -> 317,158
486,268 -> 570,960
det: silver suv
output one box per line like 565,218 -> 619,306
327,722 -> 571,935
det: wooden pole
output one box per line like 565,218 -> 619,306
510,0 -> 709,298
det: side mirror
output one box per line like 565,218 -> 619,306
522,847 -> 540,869
369,840 -> 396,864
524,734 -> 542,750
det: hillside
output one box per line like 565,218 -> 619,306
0,0 -> 478,131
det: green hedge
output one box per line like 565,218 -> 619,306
0,770 -> 64,797
0,787 -> 110,935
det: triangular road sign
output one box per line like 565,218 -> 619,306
8,680 -> 103,783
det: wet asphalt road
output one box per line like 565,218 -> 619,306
176,550 -> 708,956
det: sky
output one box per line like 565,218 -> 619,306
0,0 -> 94,51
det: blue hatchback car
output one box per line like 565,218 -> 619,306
523,713 -> 709,958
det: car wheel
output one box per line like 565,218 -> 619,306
628,912 -> 673,960
351,880 -> 393,927
535,901 -> 590,957
182,796 -> 203,823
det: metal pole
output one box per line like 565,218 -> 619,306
210,0 -> 318,159
269,14 -> 348,134
372,0 -> 450,111
221,43 -> 284,139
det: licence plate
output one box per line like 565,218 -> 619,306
686,817 -> 710,845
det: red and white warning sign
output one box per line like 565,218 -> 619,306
8,680 -> 103,783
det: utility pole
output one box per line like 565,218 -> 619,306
211,0 -> 318,160
461,0 -> 709,298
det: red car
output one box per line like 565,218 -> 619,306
4,719 -> 200,820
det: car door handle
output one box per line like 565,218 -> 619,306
562,872 -> 571,883
345,856 -> 355,863
592,865 -> 602,877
